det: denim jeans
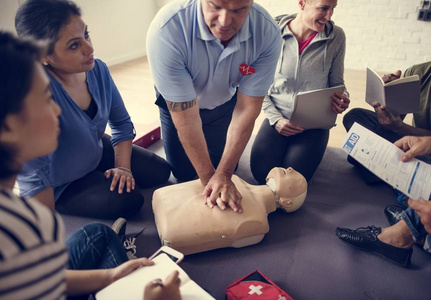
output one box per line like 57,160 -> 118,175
66,223 -> 128,270
402,207 -> 431,253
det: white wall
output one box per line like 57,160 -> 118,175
1,0 -> 429,71
0,0 -> 158,66
257,0 -> 431,72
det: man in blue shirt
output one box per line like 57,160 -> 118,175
147,0 -> 281,213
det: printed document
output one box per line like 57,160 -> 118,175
341,123 -> 431,200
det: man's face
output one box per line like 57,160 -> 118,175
202,0 -> 253,44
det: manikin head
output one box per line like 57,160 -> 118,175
266,167 -> 307,213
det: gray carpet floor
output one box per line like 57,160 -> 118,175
62,140 -> 431,299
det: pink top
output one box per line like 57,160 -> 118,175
288,24 -> 318,55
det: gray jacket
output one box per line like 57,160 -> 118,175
263,14 -> 347,125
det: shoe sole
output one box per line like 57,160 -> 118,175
112,217 -> 127,235
338,238 -> 412,267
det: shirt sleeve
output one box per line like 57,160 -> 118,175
17,156 -> 53,198
328,27 -> 347,92
238,26 -> 282,97
263,95 -> 285,126
98,62 -> 135,146
146,22 -> 196,103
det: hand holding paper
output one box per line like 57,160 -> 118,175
394,136 -> 431,162
341,123 -> 431,201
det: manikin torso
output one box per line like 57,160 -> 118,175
152,167 -> 307,255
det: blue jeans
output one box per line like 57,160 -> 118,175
66,223 -> 128,270
402,207 -> 431,253
158,94 -> 237,182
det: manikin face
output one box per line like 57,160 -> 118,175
300,0 -> 337,32
201,0 -> 253,45
266,167 -> 307,212
8,63 -> 61,164
46,15 -> 94,75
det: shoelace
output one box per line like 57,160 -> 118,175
123,226 -> 147,260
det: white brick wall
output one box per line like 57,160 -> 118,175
257,0 -> 431,72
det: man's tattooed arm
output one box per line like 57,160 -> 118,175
166,99 -> 197,112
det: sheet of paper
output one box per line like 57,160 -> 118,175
340,123 -> 431,200
96,254 -> 214,300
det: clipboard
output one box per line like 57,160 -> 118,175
289,85 -> 345,130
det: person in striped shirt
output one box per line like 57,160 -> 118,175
0,32 -> 181,300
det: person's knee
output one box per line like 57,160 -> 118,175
342,108 -> 371,131
108,191 -> 144,219
171,167 -> 197,182
153,158 -> 171,185
250,151 -> 270,185
81,223 -> 113,239
343,108 -> 360,131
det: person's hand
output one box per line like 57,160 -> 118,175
108,258 -> 154,284
372,102 -> 403,130
202,170 -> 243,213
274,118 -> 303,137
394,136 -> 431,162
382,70 -> 402,84
105,167 -> 135,194
331,92 -> 350,114
143,270 -> 181,300
331,93 -> 350,114
408,198 -> 431,234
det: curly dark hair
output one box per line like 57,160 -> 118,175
0,31 -> 45,179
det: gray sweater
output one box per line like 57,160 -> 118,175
263,14 -> 347,125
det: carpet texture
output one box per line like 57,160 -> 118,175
62,141 -> 431,299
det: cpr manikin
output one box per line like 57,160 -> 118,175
152,167 -> 307,255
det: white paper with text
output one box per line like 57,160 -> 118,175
340,123 -> 431,200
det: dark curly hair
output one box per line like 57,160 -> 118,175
0,32 -> 45,179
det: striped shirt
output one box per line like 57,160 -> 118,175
0,188 -> 68,299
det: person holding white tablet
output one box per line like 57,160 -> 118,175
251,0 -> 350,183
0,32 -> 180,300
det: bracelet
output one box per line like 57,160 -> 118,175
116,167 -> 132,175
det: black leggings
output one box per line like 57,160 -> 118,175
56,134 -> 171,219
250,119 -> 329,184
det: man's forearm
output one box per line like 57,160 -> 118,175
216,94 -> 263,175
169,100 -> 215,184
392,122 -> 431,137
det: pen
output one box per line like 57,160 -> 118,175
151,279 -> 164,287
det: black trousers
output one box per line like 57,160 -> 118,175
250,118 -> 329,184
56,134 -> 171,219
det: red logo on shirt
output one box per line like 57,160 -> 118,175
239,63 -> 255,76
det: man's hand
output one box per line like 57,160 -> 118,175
274,118 -> 303,136
372,102 -> 403,130
394,136 -> 431,162
331,92 -> 350,114
382,70 -> 402,84
408,198 -> 431,234
202,170 -> 243,213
